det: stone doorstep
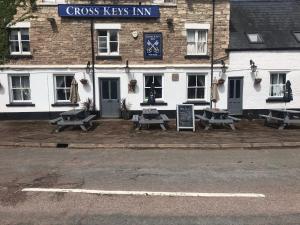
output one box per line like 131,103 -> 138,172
1,141 -> 300,150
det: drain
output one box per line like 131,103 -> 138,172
56,143 -> 69,148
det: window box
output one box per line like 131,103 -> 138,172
95,55 -> 122,60
266,97 -> 285,103
140,101 -> 167,106
51,103 -> 79,107
184,55 -> 210,59
6,102 -> 35,107
183,101 -> 210,106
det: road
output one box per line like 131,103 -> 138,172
0,147 -> 299,225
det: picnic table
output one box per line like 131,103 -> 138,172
132,108 -> 170,131
195,108 -> 240,130
259,109 -> 300,129
50,109 -> 96,132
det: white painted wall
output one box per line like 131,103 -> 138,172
216,51 -> 300,110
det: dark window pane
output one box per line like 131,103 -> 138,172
12,76 -> 20,88
188,88 -> 196,99
98,30 -> 107,36
110,80 -> 118,99
10,41 -> 19,52
197,76 -> 205,86
22,41 -> 30,52
188,76 -> 196,87
145,76 -> 153,87
21,76 -> 30,88
56,76 -> 65,88
57,89 -> 66,100
155,88 -> 162,98
110,42 -> 118,53
229,80 -> 234,98
13,89 -> 22,100
110,31 -> 118,41
21,29 -> 29,40
23,89 -> 31,100
145,88 -> 150,98
196,88 -> 204,99
10,30 -> 18,40
236,80 -> 240,98
66,89 -> 70,100
154,76 -> 162,87
102,80 -> 109,99
279,74 -> 286,84
66,76 -> 73,87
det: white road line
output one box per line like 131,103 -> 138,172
22,188 -> 265,198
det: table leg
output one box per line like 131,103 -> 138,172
55,125 -> 66,133
229,124 -> 236,130
204,123 -> 211,130
278,123 -> 287,130
80,125 -> 88,132
160,124 -> 167,131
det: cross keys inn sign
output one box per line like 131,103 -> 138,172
58,5 -> 160,18
144,32 -> 163,59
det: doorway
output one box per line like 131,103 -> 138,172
99,78 -> 120,118
228,77 -> 243,115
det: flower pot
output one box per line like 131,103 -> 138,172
80,79 -> 88,85
254,78 -> 262,84
218,78 -> 225,85
129,79 -> 137,92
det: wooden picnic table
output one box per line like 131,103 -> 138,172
49,109 -> 96,132
259,109 -> 300,129
132,108 -> 170,131
195,108 -> 240,130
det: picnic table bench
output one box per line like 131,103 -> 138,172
259,109 -> 300,129
195,108 -> 240,130
50,109 -> 96,132
132,109 -> 169,131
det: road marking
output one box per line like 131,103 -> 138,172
22,188 -> 265,198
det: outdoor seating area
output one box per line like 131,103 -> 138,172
259,109 -> 300,129
195,108 -> 241,130
132,108 -> 170,131
50,109 -> 96,132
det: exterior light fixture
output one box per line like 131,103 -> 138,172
167,18 -> 174,31
47,17 -> 58,32
86,61 -> 91,74
250,59 -> 257,72
250,59 -> 261,84
125,60 -> 130,73
218,60 -> 226,85
221,60 -> 226,74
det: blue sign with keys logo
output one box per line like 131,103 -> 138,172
144,33 -> 163,59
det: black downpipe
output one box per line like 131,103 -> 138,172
90,0 -> 96,114
210,0 -> 216,109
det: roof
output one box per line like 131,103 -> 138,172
229,0 -> 300,51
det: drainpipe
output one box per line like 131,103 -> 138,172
210,0 -> 216,109
90,0 -> 96,114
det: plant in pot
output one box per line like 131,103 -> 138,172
129,79 -> 137,92
120,98 -> 131,120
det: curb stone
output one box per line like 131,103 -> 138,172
1,141 -> 300,150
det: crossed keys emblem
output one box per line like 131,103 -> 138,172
146,39 -> 160,54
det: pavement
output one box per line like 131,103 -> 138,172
0,147 -> 299,225
1,119 -> 300,150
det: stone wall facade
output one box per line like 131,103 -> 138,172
8,0 -> 230,65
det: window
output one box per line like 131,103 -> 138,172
54,75 -> 74,101
270,73 -> 286,97
152,0 -> 176,4
144,75 -> 163,100
187,74 -> 206,100
246,33 -> 263,43
9,29 -> 30,55
98,30 -> 119,55
293,32 -> 300,42
9,75 -> 31,102
41,0 -> 65,3
187,30 -> 208,55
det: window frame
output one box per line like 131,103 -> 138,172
292,31 -> 300,43
54,74 -> 74,102
97,30 -> 120,56
269,72 -> 286,97
9,28 -> 31,55
246,33 -> 264,44
186,29 -> 208,56
186,74 -> 207,101
152,0 -> 177,5
143,74 -> 164,101
9,74 -> 31,103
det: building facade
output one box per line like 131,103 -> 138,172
0,0 -> 230,119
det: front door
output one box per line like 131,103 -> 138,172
99,78 -> 120,118
228,77 -> 243,115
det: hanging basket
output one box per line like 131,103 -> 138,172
129,79 -> 137,92
80,78 -> 88,85
218,78 -> 225,85
254,77 -> 262,84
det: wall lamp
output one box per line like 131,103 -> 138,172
86,61 -> 91,74
47,17 -> 58,32
250,59 -> 257,72
125,60 -> 130,73
167,18 -> 174,31
221,60 -> 227,74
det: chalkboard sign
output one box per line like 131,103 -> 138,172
176,104 -> 195,132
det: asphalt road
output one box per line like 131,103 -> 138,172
0,147 -> 299,225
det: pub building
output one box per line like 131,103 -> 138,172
0,0 -> 230,119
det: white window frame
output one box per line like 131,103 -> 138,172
246,33 -> 264,44
152,0 -> 176,5
186,29 -> 208,55
187,74 -> 207,101
9,74 -> 31,103
97,30 -> 120,56
39,0 -> 65,5
9,28 -> 31,55
269,73 -> 286,97
54,75 -> 74,102
143,74 -> 164,101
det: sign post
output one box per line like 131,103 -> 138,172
176,104 -> 195,132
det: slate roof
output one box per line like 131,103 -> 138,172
229,0 -> 300,50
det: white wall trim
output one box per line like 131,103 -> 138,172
94,23 -> 121,30
7,22 -> 31,28
185,23 -> 210,30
